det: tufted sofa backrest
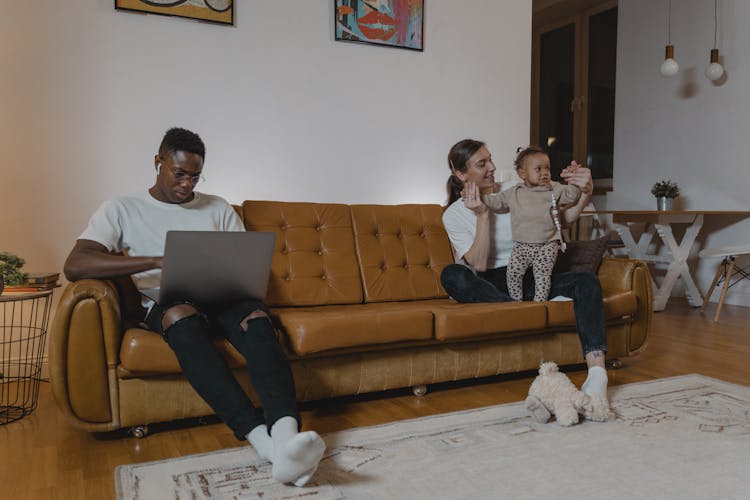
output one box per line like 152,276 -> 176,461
241,201 -> 455,306
242,201 -> 364,307
350,204 -> 454,302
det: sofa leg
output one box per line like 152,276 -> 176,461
412,385 -> 428,397
130,425 -> 149,438
606,359 -> 622,369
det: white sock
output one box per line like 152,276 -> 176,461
246,424 -> 274,462
549,295 -> 573,302
582,366 -> 608,399
271,416 -> 326,487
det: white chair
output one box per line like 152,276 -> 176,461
699,245 -> 750,322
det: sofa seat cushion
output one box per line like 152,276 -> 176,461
274,301 -> 445,356
118,328 -> 247,378
545,291 -> 638,327
432,301 -> 548,341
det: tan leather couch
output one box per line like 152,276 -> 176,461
50,201 -> 652,434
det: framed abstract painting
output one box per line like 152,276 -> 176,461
334,0 -> 424,51
115,0 -> 234,26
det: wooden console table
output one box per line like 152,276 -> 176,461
584,210 -> 750,311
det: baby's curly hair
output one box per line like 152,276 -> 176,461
513,145 -> 547,170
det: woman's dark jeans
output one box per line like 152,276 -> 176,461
440,264 -> 607,355
145,299 -> 299,440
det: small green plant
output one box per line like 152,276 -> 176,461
651,179 -> 680,199
0,251 -> 28,285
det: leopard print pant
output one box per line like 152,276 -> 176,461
506,241 -> 559,302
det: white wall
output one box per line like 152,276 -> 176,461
608,0 -> 750,306
0,1 -> 531,284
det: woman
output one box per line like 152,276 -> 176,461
440,139 -> 609,410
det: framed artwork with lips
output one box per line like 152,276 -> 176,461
115,0 -> 234,26
334,0 -> 424,51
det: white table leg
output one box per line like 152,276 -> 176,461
613,222 -> 663,307
612,215 -> 704,311
612,222 -> 646,259
654,214 -> 704,308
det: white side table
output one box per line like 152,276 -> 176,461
1,290 -> 53,424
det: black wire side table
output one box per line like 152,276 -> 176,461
1,290 -> 53,424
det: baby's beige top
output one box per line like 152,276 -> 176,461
482,181 -> 580,243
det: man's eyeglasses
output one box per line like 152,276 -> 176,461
165,164 -> 205,185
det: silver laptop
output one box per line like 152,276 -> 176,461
141,230 -> 276,305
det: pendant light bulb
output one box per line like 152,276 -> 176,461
660,0 -> 678,77
705,0 -> 724,81
705,48 -> 724,81
660,44 -> 679,77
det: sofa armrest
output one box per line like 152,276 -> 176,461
598,257 -> 653,353
49,279 -> 124,431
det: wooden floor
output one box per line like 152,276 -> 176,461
2,299 -> 749,500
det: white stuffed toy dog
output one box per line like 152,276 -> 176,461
525,361 -> 610,426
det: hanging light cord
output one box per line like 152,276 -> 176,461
666,0 -> 672,45
713,0 -> 718,49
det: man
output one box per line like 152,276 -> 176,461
64,127 -> 325,487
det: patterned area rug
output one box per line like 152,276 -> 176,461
115,375 -> 750,499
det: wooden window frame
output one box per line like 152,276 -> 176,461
531,0 -> 618,193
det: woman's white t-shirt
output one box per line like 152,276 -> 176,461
442,199 -> 514,270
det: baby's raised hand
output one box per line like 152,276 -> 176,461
561,160 -> 581,175
560,162 -> 592,194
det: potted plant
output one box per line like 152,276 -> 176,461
651,179 -> 680,210
0,251 -> 27,294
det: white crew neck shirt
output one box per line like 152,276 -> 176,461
442,199 -> 514,270
78,191 -> 244,293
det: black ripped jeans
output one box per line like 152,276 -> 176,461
440,264 -> 607,356
145,299 -> 299,440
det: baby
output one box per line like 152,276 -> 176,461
482,146 -> 581,302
